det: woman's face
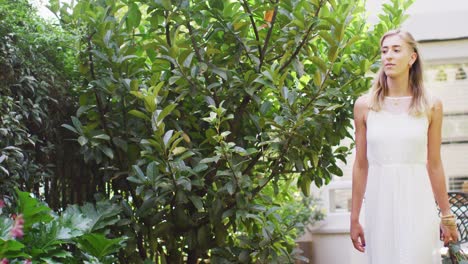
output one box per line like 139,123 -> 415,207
380,34 -> 416,78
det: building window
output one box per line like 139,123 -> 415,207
427,63 -> 468,82
329,188 -> 352,213
442,114 -> 468,142
456,67 -> 467,80
448,176 -> 468,192
436,68 -> 448,81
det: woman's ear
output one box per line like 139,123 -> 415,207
410,52 -> 418,65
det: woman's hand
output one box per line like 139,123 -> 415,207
350,221 -> 366,252
441,223 -> 459,246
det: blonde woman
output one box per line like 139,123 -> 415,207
350,29 -> 459,263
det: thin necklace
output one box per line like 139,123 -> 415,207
385,96 -> 412,106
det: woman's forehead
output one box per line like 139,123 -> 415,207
381,34 -> 407,48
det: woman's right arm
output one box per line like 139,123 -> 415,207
350,95 -> 369,252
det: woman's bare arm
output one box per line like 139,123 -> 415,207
426,99 -> 450,216
350,95 -> 369,252
426,98 -> 458,243
350,95 -> 369,223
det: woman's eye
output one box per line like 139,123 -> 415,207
394,49 -> 400,53
381,50 -> 387,54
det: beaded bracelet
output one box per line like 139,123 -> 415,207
441,214 -> 455,219
441,221 -> 457,227
441,216 -> 457,227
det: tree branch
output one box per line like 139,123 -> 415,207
251,154 -> 285,197
266,52 -> 286,64
242,151 -> 263,175
87,34 -> 112,143
165,12 -> 172,47
240,0 -> 262,62
185,14 -> 223,109
278,1 -> 324,73
230,3 -> 282,137
259,4 -> 279,69
186,20 -> 203,62
164,11 -> 175,71
223,151 -> 240,191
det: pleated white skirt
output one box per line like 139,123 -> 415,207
364,163 -> 442,264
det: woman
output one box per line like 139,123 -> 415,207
350,29 -> 459,263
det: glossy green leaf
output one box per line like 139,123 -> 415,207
154,0 -> 172,10
126,3 -> 141,29
128,109 -> 150,121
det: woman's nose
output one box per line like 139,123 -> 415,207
383,51 -> 393,60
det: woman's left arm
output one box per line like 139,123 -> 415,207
427,98 -> 459,244
427,98 -> 451,216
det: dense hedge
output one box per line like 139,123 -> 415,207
0,0 -> 99,209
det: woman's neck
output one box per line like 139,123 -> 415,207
386,74 -> 411,97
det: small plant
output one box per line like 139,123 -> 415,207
442,242 -> 468,264
0,189 -> 126,263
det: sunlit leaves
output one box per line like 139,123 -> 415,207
76,233 -> 125,260
126,2 -> 141,29
154,0 -> 172,10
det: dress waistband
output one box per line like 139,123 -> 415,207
368,161 -> 426,167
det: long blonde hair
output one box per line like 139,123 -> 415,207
368,29 -> 431,116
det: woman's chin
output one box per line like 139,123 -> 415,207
384,71 -> 398,78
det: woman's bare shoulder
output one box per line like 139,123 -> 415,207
354,94 -> 370,114
430,96 -> 443,111
429,96 -> 443,124
425,92 -> 442,110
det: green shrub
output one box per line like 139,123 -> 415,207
0,189 -> 126,263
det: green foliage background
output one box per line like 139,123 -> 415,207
0,0 -> 78,198
0,0 -> 412,262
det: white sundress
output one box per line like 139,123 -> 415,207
364,96 -> 442,264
